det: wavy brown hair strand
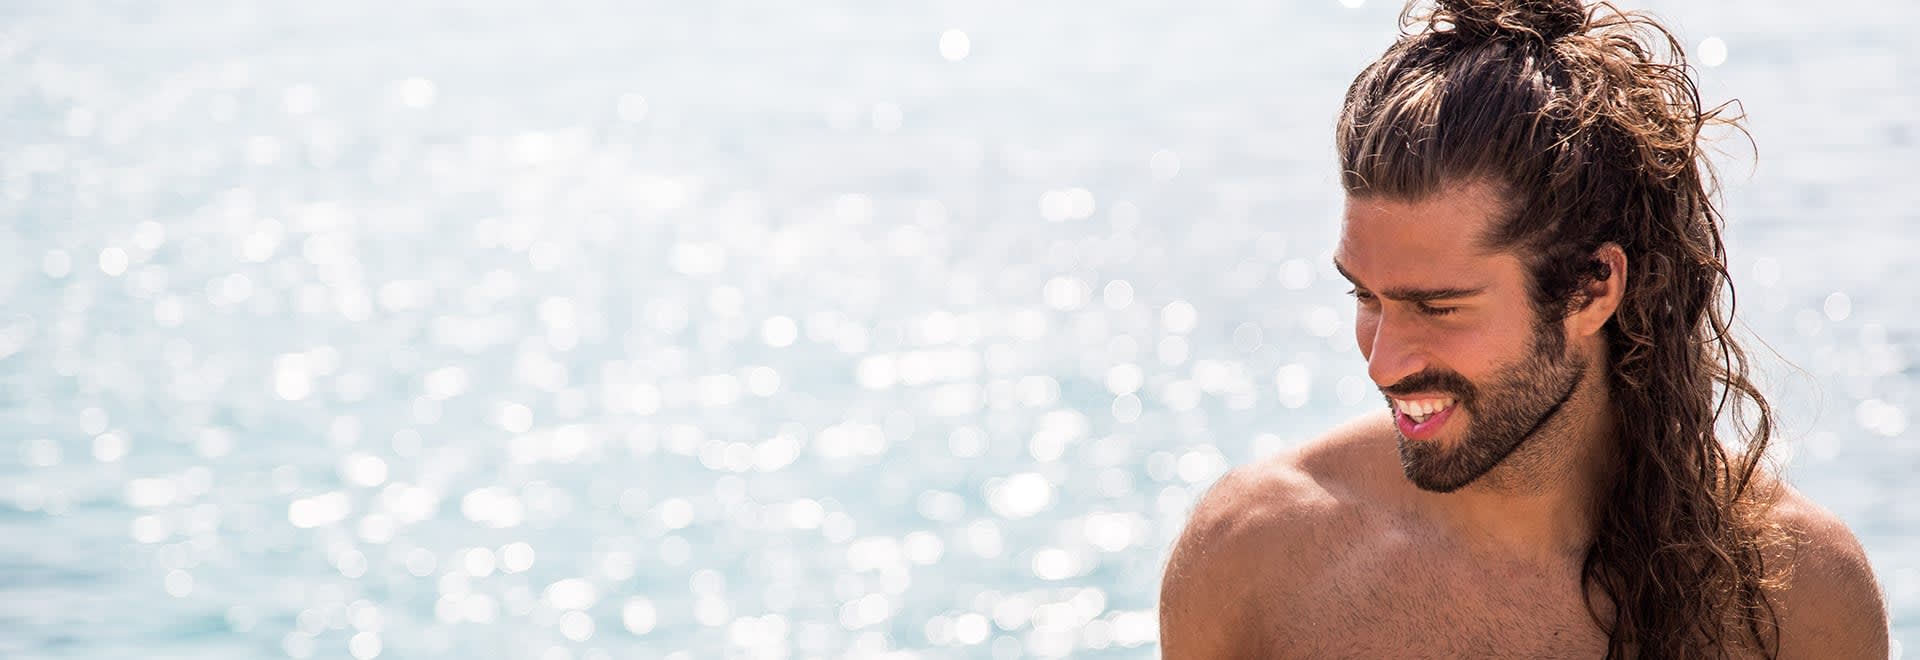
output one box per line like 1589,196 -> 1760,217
1335,1 -> 1788,657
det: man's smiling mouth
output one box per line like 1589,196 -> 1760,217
1390,396 -> 1456,424
1389,396 -> 1459,441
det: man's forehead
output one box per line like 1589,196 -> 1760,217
1340,183 -> 1509,238
1334,186 -> 1514,284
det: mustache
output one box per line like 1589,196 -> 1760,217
1379,370 -> 1476,402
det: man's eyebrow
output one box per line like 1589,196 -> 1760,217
1332,259 -> 1488,303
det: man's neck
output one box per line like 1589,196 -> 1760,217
1420,369 -> 1619,564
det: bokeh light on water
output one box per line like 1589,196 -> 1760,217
1,0 -> 1915,658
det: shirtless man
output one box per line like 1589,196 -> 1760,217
1158,1 -> 1890,657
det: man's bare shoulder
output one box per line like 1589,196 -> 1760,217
1157,415 -> 1396,658
1173,413 -> 1397,560
1762,483 -> 1890,658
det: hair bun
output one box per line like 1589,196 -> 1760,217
1436,0 -> 1588,42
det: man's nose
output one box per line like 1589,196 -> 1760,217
1366,316 -> 1426,389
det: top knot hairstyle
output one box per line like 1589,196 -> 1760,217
1337,1 -> 1787,658
1441,0 -> 1588,42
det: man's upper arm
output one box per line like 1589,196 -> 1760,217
1771,497 -> 1890,659
1159,463 -> 1306,659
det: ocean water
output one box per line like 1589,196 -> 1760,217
0,0 -> 1915,658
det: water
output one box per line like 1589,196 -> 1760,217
1,0 -> 1915,658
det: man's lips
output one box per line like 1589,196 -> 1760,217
1393,400 -> 1457,441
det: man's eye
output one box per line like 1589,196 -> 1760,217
1346,288 -> 1377,303
1417,303 -> 1457,317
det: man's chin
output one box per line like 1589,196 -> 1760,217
1405,470 -> 1476,493
1396,440 -> 1489,493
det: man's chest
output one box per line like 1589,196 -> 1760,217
1259,545 -> 1611,658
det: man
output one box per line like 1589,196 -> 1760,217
1158,1 -> 1890,658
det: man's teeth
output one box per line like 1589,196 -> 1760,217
1394,397 -> 1455,423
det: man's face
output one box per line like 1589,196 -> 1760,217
1332,184 -> 1587,493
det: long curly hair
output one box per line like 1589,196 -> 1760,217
1334,0 -> 1788,656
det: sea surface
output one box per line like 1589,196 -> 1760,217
0,0 -> 1915,658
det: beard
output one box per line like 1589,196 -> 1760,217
1385,321 -> 1587,493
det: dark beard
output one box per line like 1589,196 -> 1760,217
1385,322 -> 1587,493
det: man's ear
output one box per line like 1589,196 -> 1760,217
1567,243 -> 1626,338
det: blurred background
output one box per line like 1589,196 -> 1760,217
1,0 -> 1914,658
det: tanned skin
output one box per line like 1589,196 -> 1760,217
1158,184 -> 1889,658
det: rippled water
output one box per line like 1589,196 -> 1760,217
1,0 -> 1915,658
